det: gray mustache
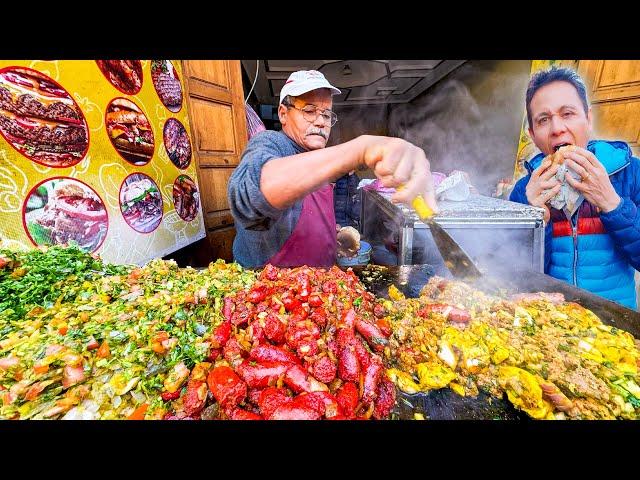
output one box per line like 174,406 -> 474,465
306,128 -> 328,139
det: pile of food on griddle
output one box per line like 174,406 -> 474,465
0,245 -> 638,420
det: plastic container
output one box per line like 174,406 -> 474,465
337,241 -> 371,267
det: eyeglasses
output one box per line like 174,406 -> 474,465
287,104 -> 338,127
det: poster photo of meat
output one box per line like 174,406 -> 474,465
119,173 -> 163,233
163,118 -> 192,169
105,98 -> 155,166
151,60 -> 183,113
23,178 -> 108,252
0,66 -> 89,168
0,60 -> 204,265
172,174 -> 200,222
96,60 -> 143,95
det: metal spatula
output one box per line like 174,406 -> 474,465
410,194 -> 483,281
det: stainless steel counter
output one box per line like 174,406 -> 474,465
360,190 -> 546,274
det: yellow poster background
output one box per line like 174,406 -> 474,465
0,60 -> 205,265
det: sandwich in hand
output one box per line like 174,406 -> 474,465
543,144 -> 583,215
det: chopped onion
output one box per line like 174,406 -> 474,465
130,390 -> 147,404
82,400 -> 100,413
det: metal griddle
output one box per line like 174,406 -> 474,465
349,264 -> 640,420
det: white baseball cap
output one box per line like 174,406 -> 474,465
279,70 -> 341,104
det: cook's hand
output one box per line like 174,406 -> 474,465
360,136 -> 438,214
525,157 -> 562,222
561,146 -> 621,213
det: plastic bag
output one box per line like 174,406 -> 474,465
543,146 -> 584,217
436,170 -> 472,201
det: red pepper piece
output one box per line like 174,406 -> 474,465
336,382 -> 359,418
183,380 -> 208,416
258,387 -> 292,419
207,366 -> 247,408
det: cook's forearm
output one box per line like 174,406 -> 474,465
260,137 -> 363,209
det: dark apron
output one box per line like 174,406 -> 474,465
267,184 -> 336,267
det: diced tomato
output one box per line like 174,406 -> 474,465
45,344 -> 65,357
0,356 -> 19,371
161,390 -> 181,401
336,382 -> 359,418
62,365 -> 86,389
308,293 -> 323,308
207,366 -> 247,407
86,336 -> 99,351
33,362 -> 49,374
183,380 -> 208,416
96,341 -> 110,358
210,322 -> 231,349
258,387 -> 292,419
375,318 -> 392,337
373,303 -> 387,319
25,381 -> 49,401
263,313 -> 286,344
127,403 -> 149,420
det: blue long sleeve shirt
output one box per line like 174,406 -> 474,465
227,130 -> 308,267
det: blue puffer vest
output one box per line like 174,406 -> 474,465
510,140 -> 640,310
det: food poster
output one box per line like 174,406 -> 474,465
0,60 -> 205,265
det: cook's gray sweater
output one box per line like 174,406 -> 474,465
227,130 -> 307,267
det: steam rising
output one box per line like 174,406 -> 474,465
387,60 -> 531,195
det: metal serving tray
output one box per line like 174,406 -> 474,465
360,190 -> 546,274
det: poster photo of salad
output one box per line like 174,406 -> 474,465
119,173 -> 163,233
23,178 -> 108,252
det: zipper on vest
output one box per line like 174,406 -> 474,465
572,214 -> 578,286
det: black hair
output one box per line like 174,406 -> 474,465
526,66 -> 589,128
281,95 -> 295,107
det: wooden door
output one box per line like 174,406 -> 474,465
181,60 -> 248,262
577,60 -> 640,306
578,60 -> 640,156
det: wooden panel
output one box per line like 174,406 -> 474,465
599,60 -> 640,88
578,60 -> 640,157
190,98 -> 236,153
228,61 -> 249,156
592,100 -> 640,149
580,60 -> 640,103
207,227 -> 236,262
187,60 -> 229,90
197,151 -> 240,167
197,167 -> 234,213
187,80 -> 233,104
205,211 -> 234,230
179,61 -> 247,264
